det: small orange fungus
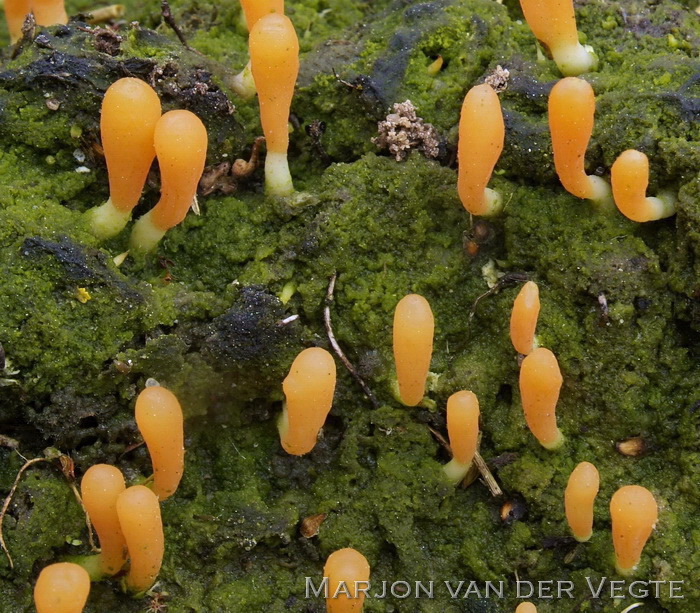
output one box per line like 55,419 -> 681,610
279,347 -> 336,455
519,347 -> 564,450
519,0 -> 596,76
564,461 -> 599,542
249,13 -> 299,196
515,604 -> 538,613
87,78 -> 162,239
444,390 -> 480,485
510,281 -> 540,355
116,485 -> 164,593
32,0 -> 68,28
457,83 -> 505,217
34,562 -> 90,613
611,149 -> 676,222
548,78 -> 611,207
610,485 -> 658,575
324,548 -> 370,613
393,294 -> 434,406
4,0 -> 32,43
81,464 -> 127,575
135,385 -> 185,501
130,110 -> 208,252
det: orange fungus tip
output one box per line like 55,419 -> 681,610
34,562 -> 91,613
510,281 -> 540,355
457,83 -> 504,217
240,0 -> 284,31
32,0 -> 68,28
611,149 -> 677,223
279,347 -> 336,455
515,603 -> 538,613
81,464 -> 127,576
444,391 -> 480,485
610,485 -> 658,576
565,461 -> 600,542
4,0 -> 32,43
519,347 -> 564,450
249,13 -> 299,196
116,485 -> 165,593
135,385 -> 185,501
130,110 -> 208,252
393,294 -> 434,407
324,548 -> 371,613
518,0 -> 596,76
548,78 -> 611,206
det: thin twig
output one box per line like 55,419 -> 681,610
160,0 -> 200,53
467,272 -> 529,327
473,451 -> 503,497
323,273 -> 380,409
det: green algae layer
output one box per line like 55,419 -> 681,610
0,0 -> 699,611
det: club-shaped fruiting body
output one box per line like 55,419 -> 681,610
34,563 -> 91,613
279,347 -> 336,455
518,0 -> 597,76
87,78 -> 162,239
519,347 -> 564,449
32,0 -> 68,28
116,485 -> 164,593
81,464 -> 127,575
324,548 -> 370,613
249,13 -> 299,196
610,485 -> 658,576
565,461 -> 599,542
457,84 -> 505,216
510,281 -> 540,356
130,110 -> 208,252
515,603 -> 538,613
548,77 -> 612,208
611,149 -> 677,222
393,294 -> 434,406
443,390 -> 480,485
135,385 -> 185,501
4,0 -> 32,43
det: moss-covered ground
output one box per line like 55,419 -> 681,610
0,0 -> 699,611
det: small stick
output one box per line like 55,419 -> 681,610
160,0 -> 199,53
472,451 -> 503,497
87,4 -> 125,24
324,273 -> 380,409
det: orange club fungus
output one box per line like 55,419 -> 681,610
81,464 -> 127,576
32,0 -> 68,28
249,13 -> 299,196
548,78 -> 612,208
87,78 -> 162,239
393,293 -> 434,406
443,391 -> 480,485
518,0 -> 597,76
279,347 -> 336,455
510,281 -> 540,356
564,461 -> 600,542
4,0 -> 32,43
519,347 -> 564,450
130,110 -> 208,252
610,485 -> 658,576
611,149 -> 677,222
135,384 -> 185,501
116,485 -> 165,593
34,562 -> 91,613
232,0 -> 285,100
515,604 -> 538,613
457,83 -> 505,217
324,548 -> 371,613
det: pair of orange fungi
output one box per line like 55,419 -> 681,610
34,563 -> 90,613
443,391 -> 480,485
610,485 -> 658,575
87,78 -> 208,252
324,548 -> 370,613
4,0 -> 68,43
457,84 -> 505,216
565,461 -> 599,542
519,347 -> 564,449
393,294 -> 434,406
548,78 -> 612,208
510,281 -> 540,355
249,12 -> 299,196
518,0 -> 597,76
279,347 -> 337,455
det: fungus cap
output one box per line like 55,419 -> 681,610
457,83 -> 504,217
279,347 -> 336,455
135,385 -> 185,501
81,464 -> 127,575
444,390 -> 480,485
34,562 -> 91,613
510,281 -> 540,355
393,294 -> 434,406
515,604 -> 538,613
324,548 -> 370,613
32,0 -> 68,27
4,0 -> 32,43
610,485 -> 658,575
564,461 -> 599,542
